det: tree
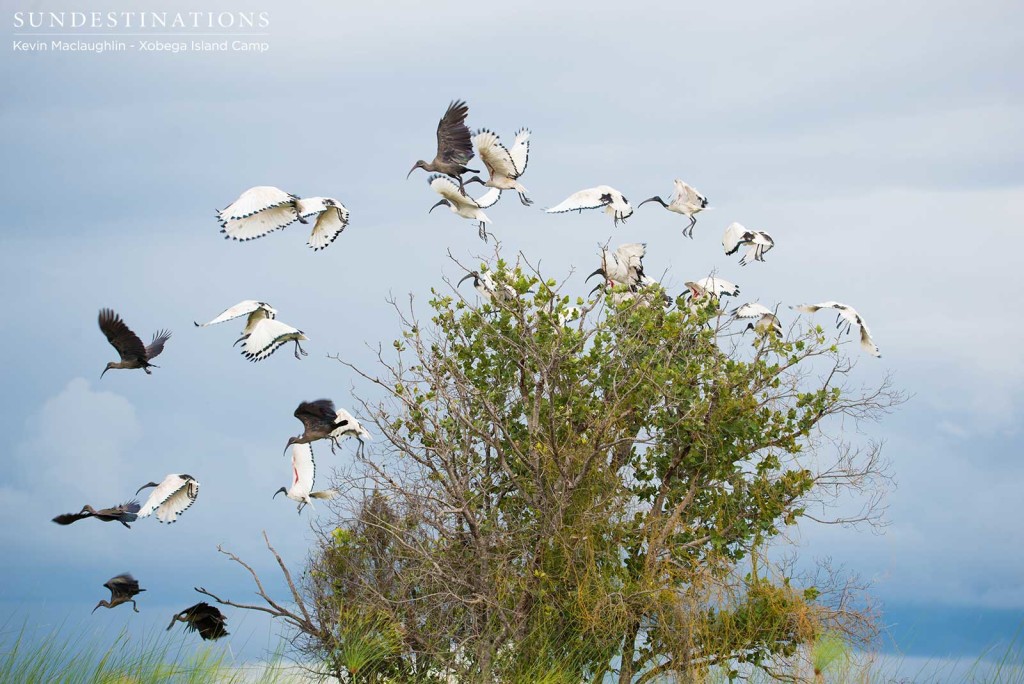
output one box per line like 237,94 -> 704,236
204,254 -> 901,683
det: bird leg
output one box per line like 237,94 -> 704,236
120,520 -> 132,529
131,600 -> 139,613
518,192 -> 533,206
293,340 -> 308,359
684,217 -> 696,238
478,222 -> 489,242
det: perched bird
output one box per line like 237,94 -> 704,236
274,443 -> 338,513
464,128 -> 532,205
722,223 -> 775,266
218,186 -> 305,242
331,408 -> 373,458
93,573 -> 145,613
732,302 -> 783,337
638,180 -> 709,237
98,309 -> 171,378
167,602 -> 228,641
52,500 -> 141,529
586,243 -> 647,293
546,186 -> 633,226
286,399 -> 351,455
136,474 -> 200,524
195,300 -> 308,362
683,277 -> 740,308
294,196 -> 350,251
427,175 -> 501,242
407,100 -> 478,191
458,270 -> 516,304
791,302 -> 881,357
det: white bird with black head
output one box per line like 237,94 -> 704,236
427,174 -> 502,242
195,300 -> 308,362
791,301 -> 881,357
274,443 -> 338,514
731,302 -> 783,337
135,474 -> 199,524
547,186 -> 633,226
464,128 -> 532,205
723,222 -> 775,266
637,180 -> 708,237
458,269 -> 516,304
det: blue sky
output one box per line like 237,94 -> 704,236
1,0 -> 1022,671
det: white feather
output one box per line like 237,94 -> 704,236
137,474 -> 199,525
331,408 -> 374,442
195,300 -> 276,327
239,318 -> 307,362
218,186 -> 298,222
547,186 -> 633,223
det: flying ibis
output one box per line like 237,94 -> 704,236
732,302 -> 783,337
52,500 -> 141,529
167,602 -> 229,641
330,408 -> 373,458
286,399 -> 351,455
294,196 -> 350,251
218,186 -> 305,242
407,100 -> 478,191
791,302 -> 881,357
195,300 -> 308,362
722,222 -> 775,266
464,128 -> 532,205
546,186 -> 633,226
274,443 -> 338,514
135,474 -> 199,524
458,269 -> 516,304
638,180 -> 708,237
428,174 -> 501,242
93,573 -> 145,613
99,309 -> 171,378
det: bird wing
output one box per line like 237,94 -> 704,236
733,302 -> 773,319
680,181 -> 706,207
138,474 -> 199,524
98,309 -> 147,363
436,99 -> 474,166
696,276 -> 739,297
307,203 -> 349,251
105,573 -> 141,598
294,399 -> 338,432
52,510 -> 90,525
473,129 -> 517,180
220,205 -> 301,241
332,408 -> 373,440
429,174 -> 474,208
475,187 -> 502,209
507,128 -> 531,176
218,186 -> 298,222
722,222 -> 751,256
615,243 -> 646,280
546,187 -> 616,214
859,318 -> 881,357
146,330 -> 171,360
195,301 -> 275,327
290,443 -> 315,496
239,318 -> 305,362
293,196 -> 329,219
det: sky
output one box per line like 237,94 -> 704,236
1,0 -> 1022,674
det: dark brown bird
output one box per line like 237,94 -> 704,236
167,602 -> 229,640
285,399 -> 350,455
52,500 -> 141,529
93,573 -> 145,613
99,308 -> 171,377
407,100 -> 479,191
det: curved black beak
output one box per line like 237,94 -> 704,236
406,163 -> 420,180
585,268 -> 605,283
589,284 -> 604,298
92,602 -> 104,614
637,196 -> 662,208
273,487 -> 287,499
100,366 -> 110,379
429,199 -> 448,213
457,273 -> 475,288
134,482 -> 158,495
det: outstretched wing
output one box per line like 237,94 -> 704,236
218,186 -> 298,222
239,318 -> 305,362
138,475 -> 199,524
291,443 -> 315,495
98,309 -> 147,363
473,129 -> 517,180
436,100 -> 474,166
732,302 -> 773,319
52,510 -> 90,525
546,187 -> 615,214
475,187 -> 502,209
194,301 -> 275,327
508,128 -> 531,176
308,203 -> 349,251
146,330 -> 171,360
105,573 -> 142,599
294,399 -> 338,432
220,205 -> 301,242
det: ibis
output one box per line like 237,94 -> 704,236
732,302 -> 783,336
792,302 -> 881,357
52,500 -> 141,529
136,474 -> 199,524
638,180 -> 708,237
167,602 -> 229,641
683,277 -> 740,311
294,196 -> 350,251
458,269 -> 515,303
99,309 -> 171,377
274,443 -> 338,513
195,300 -> 308,362
330,408 -> 373,458
723,223 -> 774,266
464,128 -> 532,205
286,399 -> 351,455
546,186 -> 633,225
428,174 -> 501,242
407,100 -> 478,191
218,186 -> 305,242
92,573 -> 145,613
586,243 -> 647,294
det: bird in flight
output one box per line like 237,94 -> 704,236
98,309 -> 170,378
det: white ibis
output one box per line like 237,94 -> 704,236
683,277 -> 740,312
546,186 -> 633,225
93,574 -> 145,613
286,399 -> 351,454
407,100 -> 478,191
218,186 -> 305,241
732,302 -> 783,336
135,474 -> 199,524
792,302 -> 881,357
587,243 -> 647,294
52,500 -> 141,529
331,408 -> 373,458
464,128 -> 532,205
638,180 -> 708,237
458,269 -> 515,303
99,309 -> 171,378
167,602 -> 228,641
723,223 -> 775,266
427,174 -> 501,242
274,443 -> 338,514
195,300 -> 308,362
295,197 -> 350,251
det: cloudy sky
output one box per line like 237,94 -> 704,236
1,0 -> 1022,671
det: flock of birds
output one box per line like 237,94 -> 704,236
51,98 -> 880,641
